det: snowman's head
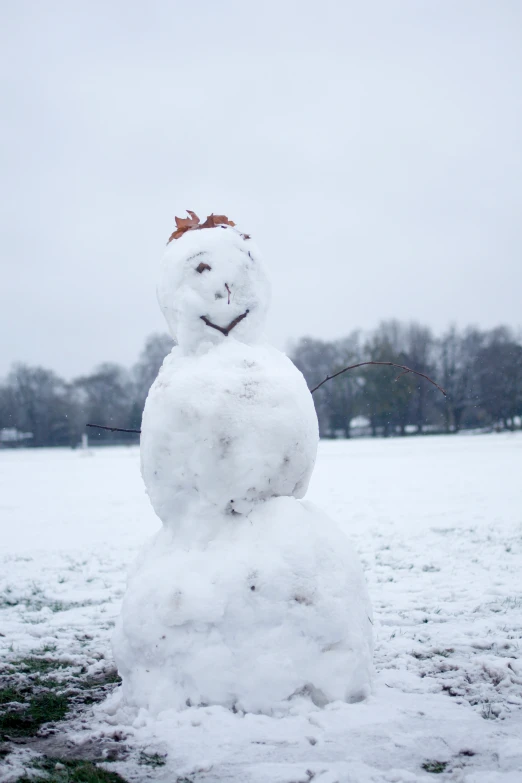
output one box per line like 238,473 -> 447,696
158,220 -> 271,353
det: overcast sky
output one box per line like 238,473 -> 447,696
1,1 -> 521,378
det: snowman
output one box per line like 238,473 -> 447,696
112,213 -> 373,715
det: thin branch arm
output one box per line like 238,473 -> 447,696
86,423 -> 141,434
310,361 -> 446,396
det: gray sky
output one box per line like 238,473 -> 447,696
1,0 -> 521,378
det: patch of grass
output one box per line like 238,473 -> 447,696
92,670 -> 121,687
434,648 -> 454,658
481,701 -> 500,720
1,653 -> 122,755
411,647 -> 454,661
0,691 -> 69,737
69,680 -> 121,708
33,677 -> 63,689
50,601 -> 72,613
17,756 -> 130,782
0,686 -> 24,705
0,591 -> 106,616
138,751 -> 167,767
28,692 -> 69,726
0,596 -> 20,609
411,650 -> 430,660
18,657 -> 72,675
71,669 -> 122,695
0,661 -> 121,739
422,760 -> 448,774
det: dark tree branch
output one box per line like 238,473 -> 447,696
200,309 -> 249,337
86,423 -> 141,434
310,361 -> 447,396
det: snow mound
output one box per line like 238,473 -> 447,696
113,496 -> 373,715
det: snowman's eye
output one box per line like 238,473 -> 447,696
196,262 -> 211,273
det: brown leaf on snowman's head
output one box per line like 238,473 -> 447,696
167,210 -> 200,243
167,210 -> 237,244
199,214 -> 236,230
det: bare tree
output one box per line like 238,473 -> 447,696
291,337 -> 340,436
74,363 -> 133,441
476,328 -> 522,430
4,365 -> 71,446
405,323 -> 436,434
438,326 -> 483,432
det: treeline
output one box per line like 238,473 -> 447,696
292,322 -> 522,437
0,334 -> 173,447
1,322 -> 521,447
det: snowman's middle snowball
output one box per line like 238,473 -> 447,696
140,338 -> 319,526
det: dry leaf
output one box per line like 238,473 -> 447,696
167,210 -> 201,243
199,214 -> 236,229
167,210 -> 238,244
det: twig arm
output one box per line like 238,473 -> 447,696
86,423 -> 141,434
309,361 -> 446,396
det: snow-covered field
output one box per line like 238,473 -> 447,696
1,433 -> 521,782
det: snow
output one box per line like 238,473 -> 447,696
1,433 -> 522,781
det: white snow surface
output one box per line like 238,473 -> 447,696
1,434 -> 522,782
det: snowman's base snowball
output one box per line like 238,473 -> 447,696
113,497 -> 373,716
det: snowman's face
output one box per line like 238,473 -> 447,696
158,226 -> 271,352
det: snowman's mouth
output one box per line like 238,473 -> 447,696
200,310 -> 250,337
